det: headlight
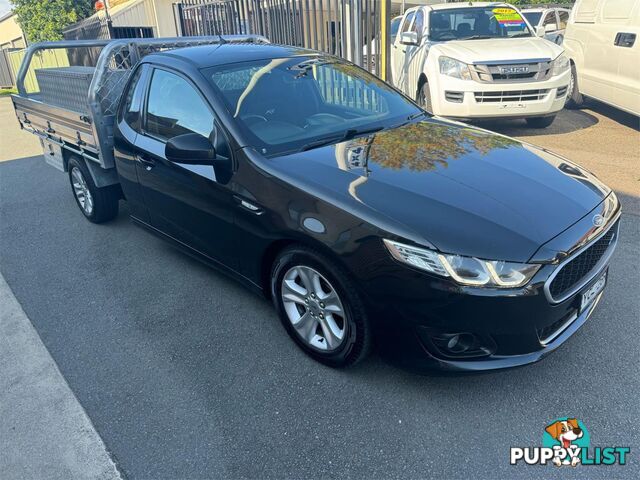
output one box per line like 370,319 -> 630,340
438,56 -> 472,80
383,239 -> 540,288
552,53 -> 570,76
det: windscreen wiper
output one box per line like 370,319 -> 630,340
462,35 -> 494,40
300,126 -> 384,152
393,111 -> 429,129
407,111 -> 429,121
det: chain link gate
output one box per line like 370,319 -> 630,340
176,0 -> 388,76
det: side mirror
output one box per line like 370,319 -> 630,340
535,26 -> 546,37
165,133 -> 216,165
400,31 -> 419,46
545,23 -> 558,33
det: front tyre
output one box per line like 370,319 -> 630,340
565,63 -> 584,109
525,115 -> 556,128
271,246 -> 372,367
68,156 -> 119,223
416,80 -> 433,114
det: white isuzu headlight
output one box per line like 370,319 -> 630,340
552,53 -> 570,76
383,239 -> 540,288
438,56 -> 472,80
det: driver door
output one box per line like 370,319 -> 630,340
134,66 -> 238,268
391,10 -> 415,92
405,8 -> 427,101
541,10 -> 560,43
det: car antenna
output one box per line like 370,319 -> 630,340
211,20 -> 227,44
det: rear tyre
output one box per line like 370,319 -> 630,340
565,63 -> 584,109
525,115 -> 556,128
270,246 -> 372,368
68,156 -> 119,223
416,79 -> 433,114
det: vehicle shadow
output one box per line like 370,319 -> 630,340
470,108 -> 599,137
580,99 -> 640,130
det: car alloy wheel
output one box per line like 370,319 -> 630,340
280,265 -> 347,351
71,166 -> 94,215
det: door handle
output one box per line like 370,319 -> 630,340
135,154 -> 155,170
614,32 -> 636,47
233,195 -> 264,215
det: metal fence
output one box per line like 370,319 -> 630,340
63,17 -> 154,41
0,49 -> 15,88
63,16 -> 112,41
176,0 -> 386,75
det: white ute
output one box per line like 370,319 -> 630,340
391,2 -> 571,127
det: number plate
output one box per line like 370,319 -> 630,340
580,270 -> 607,313
499,103 -> 527,110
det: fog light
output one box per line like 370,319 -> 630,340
446,333 -> 474,353
417,328 -> 496,359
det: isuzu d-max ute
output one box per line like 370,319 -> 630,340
391,2 -> 571,127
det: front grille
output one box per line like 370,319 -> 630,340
470,59 -> 553,83
548,221 -> 618,299
474,89 -> 549,103
556,86 -> 568,98
444,91 -> 464,103
492,72 -> 537,81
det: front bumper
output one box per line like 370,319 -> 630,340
430,70 -> 570,119
363,218 -> 619,373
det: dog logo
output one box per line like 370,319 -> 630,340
544,418 -> 585,466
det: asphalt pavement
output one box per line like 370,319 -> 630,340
0,274 -> 121,480
0,96 -> 639,479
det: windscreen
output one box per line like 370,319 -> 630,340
429,7 -> 532,41
203,56 -> 420,157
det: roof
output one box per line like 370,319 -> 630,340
88,0 -> 145,21
148,43 -> 319,69
0,10 -> 15,23
521,7 -> 570,12
427,2 -> 507,11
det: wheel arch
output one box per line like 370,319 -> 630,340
259,236 -> 354,300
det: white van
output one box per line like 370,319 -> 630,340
564,0 -> 640,116
390,2 -> 570,128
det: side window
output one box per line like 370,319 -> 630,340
120,66 -> 147,132
558,11 -> 569,29
400,12 -> 415,36
144,69 -> 214,141
412,10 -> 425,39
542,12 -> 558,29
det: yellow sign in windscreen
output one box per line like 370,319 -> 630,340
492,8 -> 525,26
